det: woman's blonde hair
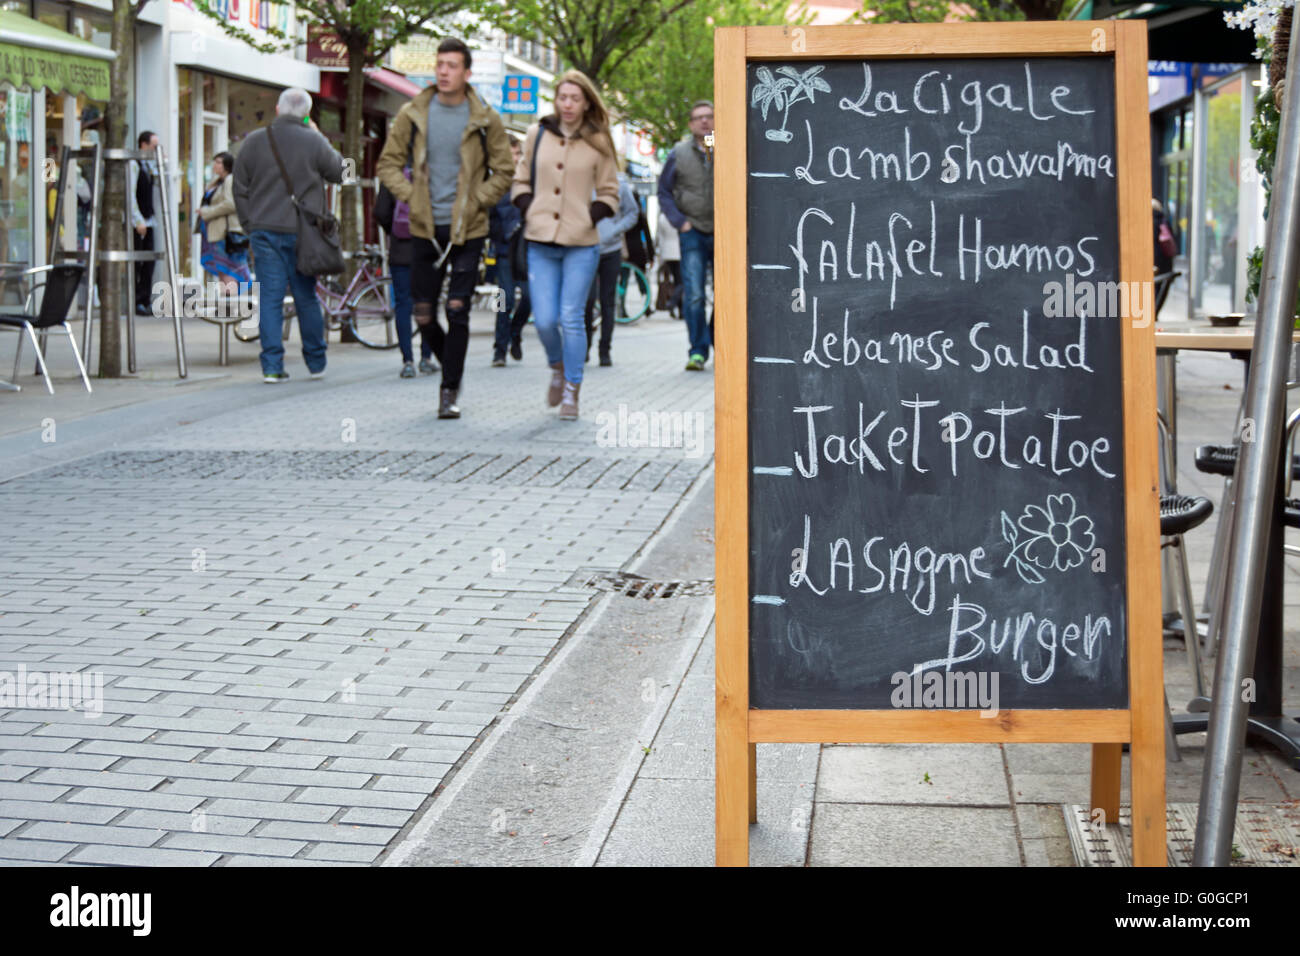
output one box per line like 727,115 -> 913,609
552,70 -> 615,158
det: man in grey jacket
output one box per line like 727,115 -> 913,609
233,87 -> 345,383
657,100 -> 714,370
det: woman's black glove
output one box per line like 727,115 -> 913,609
514,193 -> 533,215
590,201 -> 613,226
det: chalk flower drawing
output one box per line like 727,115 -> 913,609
751,65 -> 832,142
1000,493 -> 1096,583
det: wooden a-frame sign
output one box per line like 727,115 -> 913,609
714,22 -> 1165,866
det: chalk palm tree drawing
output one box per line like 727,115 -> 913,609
751,65 -> 832,142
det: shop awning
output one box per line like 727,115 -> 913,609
366,67 -> 424,98
0,9 -> 114,100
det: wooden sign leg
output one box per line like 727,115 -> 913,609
715,716 -> 750,866
1090,742 -> 1122,827
1129,662 -> 1168,866
748,742 -> 758,824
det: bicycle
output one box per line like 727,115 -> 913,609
615,261 -> 651,324
280,245 -> 398,349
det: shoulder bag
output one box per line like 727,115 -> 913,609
266,125 -> 344,276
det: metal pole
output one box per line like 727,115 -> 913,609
155,146 -> 187,379
83,145 -> 102,364
1189,81 -> 1209,318
1194,13 -> 1300,866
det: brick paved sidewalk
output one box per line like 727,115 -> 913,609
0,313 -> 714,865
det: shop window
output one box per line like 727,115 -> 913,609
1,83 -> 34,268
227,79 -> 278,150
71,12 -> 112,49
35,0 -> 67,30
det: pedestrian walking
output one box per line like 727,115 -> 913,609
584,169 -> 639,366
232,87 -> 345,384
196,151 -> 251,296
655,209 -> 681,318
657,100 -> 714,369
512,70 -> 620,421
1153,198 -> 1176,276
374,163 -> 428,378
492,135 -> 528,366
376,36 -> 514,419
129,130 -> 159,317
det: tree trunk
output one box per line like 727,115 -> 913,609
98,0 -> 136,377
337,39 -> 367,344
343,40 -> 367,259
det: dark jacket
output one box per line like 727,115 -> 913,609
489,193 -> 520,257
657,136 -> 713,234
233,115 -> 345,234
387,235 -> 412,268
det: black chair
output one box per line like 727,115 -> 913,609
1153,270 -> 1181,318
0,264 -> 91,394
1160,493 -> 1214,760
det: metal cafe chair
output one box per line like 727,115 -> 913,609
1159,493 -> 1214,761
0,264 -> 92,395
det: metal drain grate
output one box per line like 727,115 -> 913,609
582,571 -> 715,599
1065,803 -> 1300,867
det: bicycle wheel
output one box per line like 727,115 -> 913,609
615,262 -> 650,323
347,277 -> 399,349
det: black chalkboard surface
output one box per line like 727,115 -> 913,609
746,56 -> 1129,710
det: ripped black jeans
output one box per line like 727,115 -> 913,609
411,225 -> 485,390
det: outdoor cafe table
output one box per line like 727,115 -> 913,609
1155,324 -> 1300,768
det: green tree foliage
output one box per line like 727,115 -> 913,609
479,0 -> 699,85
614,0 -> 792,151
190,0 -> 474,254
855,0 -> 1024,24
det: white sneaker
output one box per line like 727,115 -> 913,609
309,369 -> 326,380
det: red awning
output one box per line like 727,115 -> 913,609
366,68 -> 424,98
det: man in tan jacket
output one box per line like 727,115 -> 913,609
376,37 -> 514,418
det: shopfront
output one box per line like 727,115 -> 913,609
172,68 -> 288,272
1149,61 -> 1265,318
0,4 -> 112,278
166,6 -> 319,276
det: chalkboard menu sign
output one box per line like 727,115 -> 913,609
747,56 -> 1127,710
713,23 -> 1165,867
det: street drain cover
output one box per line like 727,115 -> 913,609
1065,802 -> 1300,866
580,571 -> 715,599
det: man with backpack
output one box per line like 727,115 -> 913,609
376,37 -> 514,418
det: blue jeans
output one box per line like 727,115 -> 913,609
251,230 -> 327,375
390,263 -> 417,364
680,227 -> 714,360
491,252 -> 519,355
528,241 -> 599,384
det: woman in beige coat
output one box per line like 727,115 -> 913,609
197,151 -> 251,292
512,70 -> 619,420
